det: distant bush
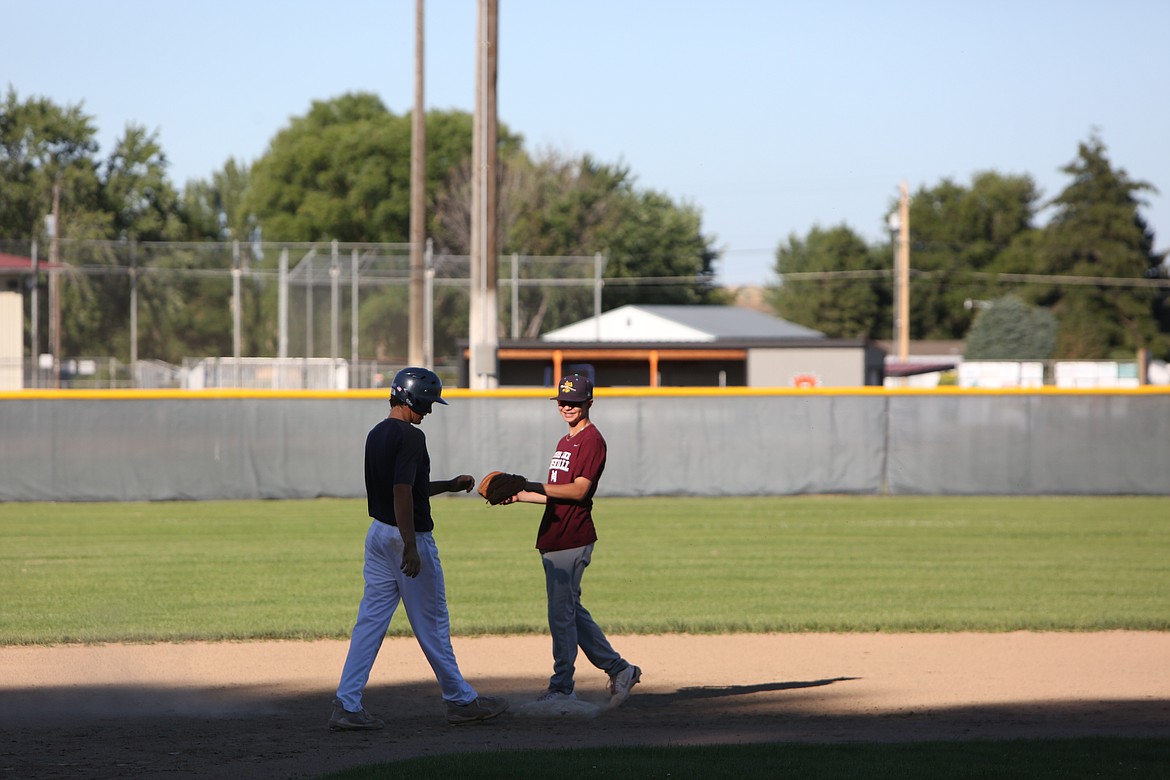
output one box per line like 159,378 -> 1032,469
964,295 -> 1057,360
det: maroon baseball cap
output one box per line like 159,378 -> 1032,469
552,374 -> 593,403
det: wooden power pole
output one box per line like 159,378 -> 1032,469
468,0 -> 499,388
408,0 -> 426,367
896,180 -> 910,362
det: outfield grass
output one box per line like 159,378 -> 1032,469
1,495 -> 1168,644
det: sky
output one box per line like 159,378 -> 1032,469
4,0 -> 1168,287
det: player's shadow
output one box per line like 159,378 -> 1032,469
637,677 -> 859,708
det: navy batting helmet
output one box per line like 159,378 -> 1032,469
390,367 -> 449,414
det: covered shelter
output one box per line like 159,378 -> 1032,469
459,304 -> 886,388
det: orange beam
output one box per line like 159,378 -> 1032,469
493,348 -> 746,361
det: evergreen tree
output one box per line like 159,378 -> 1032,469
999,134 -> 1165,358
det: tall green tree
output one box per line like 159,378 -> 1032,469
601,187 -> 722,309
176,160 -> 274,361
243,92 -> 397,242
996,134 -> 1165,358
0,87 -> 104,240
0,91 -> 219,360
64,124 -> 192,359
765,225 -> 888,338
1,90 -> 122,359
242,94 -> 519,243
180,158 -> 252,240
904,172 -> 1040,340
434,150 -> 723,341
103,124 -> 184,241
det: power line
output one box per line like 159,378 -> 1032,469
772,268 -> 1170,288
967,271 -> 1170,289
777,269 -> 892,281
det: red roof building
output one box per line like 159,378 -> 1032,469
0,252 -> 65,274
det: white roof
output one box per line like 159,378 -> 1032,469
540,304 -> 825,343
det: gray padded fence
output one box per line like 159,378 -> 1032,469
0,392 -> 1167,502
886,392 -> 1170,495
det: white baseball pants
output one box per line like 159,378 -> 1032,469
336,521 -> 477,711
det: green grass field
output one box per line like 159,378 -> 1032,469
1,495 -> 1168,644
4,495 -> 1168,777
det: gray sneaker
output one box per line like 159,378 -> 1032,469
446,695 -> 509,725
536,688 -> 577,702
328,698 -> 384,731
607,664 -> 641,706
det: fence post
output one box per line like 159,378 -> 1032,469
330,240 -> 340,360
351,249 -> 359,366
424,238 -> 434,369
232,241 -> 242,387
279,248 -> 289,360
594,252 -> 605,339
305,251 -> 314,358
129,239 -> 138,370
30,240 -> 38,388
511,253 -> 520,340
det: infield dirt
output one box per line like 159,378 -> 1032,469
3,632 -> 1168,779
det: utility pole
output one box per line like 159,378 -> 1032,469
468,0 -> 499,388
408,0 -> 426,367
896,180 -> 910,362
49,180 -> 61,388
129,240 -> 138,367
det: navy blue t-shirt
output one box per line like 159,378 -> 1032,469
364,417 -> 433,532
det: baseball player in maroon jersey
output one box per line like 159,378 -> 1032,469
505,373 -> 641,707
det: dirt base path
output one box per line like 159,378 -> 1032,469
3,632 -> 1168,779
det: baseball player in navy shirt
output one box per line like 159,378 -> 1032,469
505,374 -> 641,707
330,367 -> 508,730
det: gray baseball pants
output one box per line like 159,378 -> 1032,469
541,543 -> 630,694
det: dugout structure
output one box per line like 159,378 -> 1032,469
1,386 -> 1168,501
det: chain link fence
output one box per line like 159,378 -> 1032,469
0,239 -> 604,389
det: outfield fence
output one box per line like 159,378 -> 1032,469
1,387 -> 1167,502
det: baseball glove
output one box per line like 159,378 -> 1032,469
477,471 -> 528,505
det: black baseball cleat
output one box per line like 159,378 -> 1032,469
329,698 -> 385,731
446,695 -> 509,725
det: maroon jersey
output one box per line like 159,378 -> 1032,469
535,424 -> 607,552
